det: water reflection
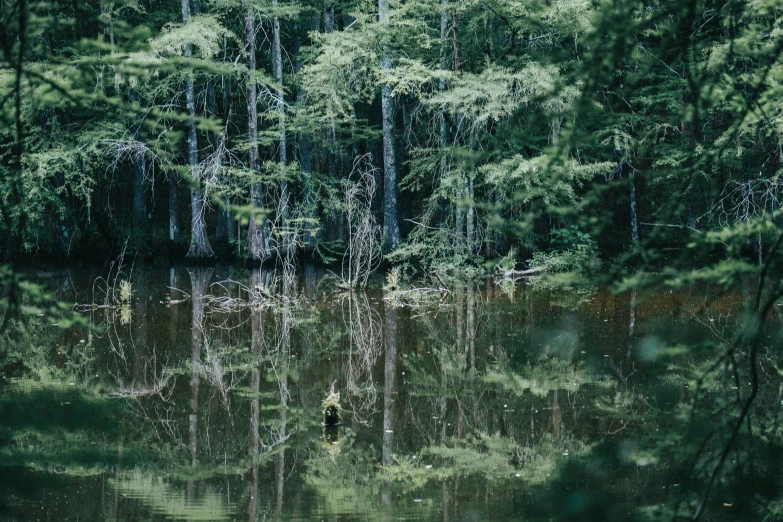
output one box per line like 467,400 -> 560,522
1,267 -> 781,521
248,269 -> 262,522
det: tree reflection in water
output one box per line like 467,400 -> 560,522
2,268 -> 783,521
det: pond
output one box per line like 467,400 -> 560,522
0,265 -> 779,521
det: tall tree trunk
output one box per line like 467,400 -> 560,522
273,0 -> 288,224
295,18 -> 316,253
208,79 -> 234,248
630,172 -> 639,244
168,174 -> 180,243
132,154 -> 146,227
215,195 -> 234,246
246,7 -> 270,261
379,0 -> 401,250
183,0 -> 215,259
324,2 -> 334,32
127,86 -> 147,231
324,3 -> 340,244
439,0 -> 449,153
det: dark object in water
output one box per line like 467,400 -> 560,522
324,404 -> 340,426
323,424 -> 339,444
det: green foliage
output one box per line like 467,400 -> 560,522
528,226 -> 600,274
150,16 -> 235,58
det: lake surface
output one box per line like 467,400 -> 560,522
1,265 -> 779,521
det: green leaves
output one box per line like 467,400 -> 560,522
150,15 -> 234,58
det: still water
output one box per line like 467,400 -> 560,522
0,266 -> 778,521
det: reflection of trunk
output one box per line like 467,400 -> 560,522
442,479 -> 450,522
247,269 -> 264,521
439,339 -> 448,443
248,270 -> 263,522
551,389 -> 561,441
132,155 -> 146,226
630,172 -> 639,244
132,274 -> 148,384
246,8 -> 270,262
188,267 -> 212,467
277,279 -> 293,515
382,298 -> 398,467
378,0 -> 401,250
169,268 -> 179,350
628,289 -> 637,358
467,285 -> 475,377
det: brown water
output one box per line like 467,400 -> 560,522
0,265 -> 778,521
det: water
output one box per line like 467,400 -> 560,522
0,266 -> 777,521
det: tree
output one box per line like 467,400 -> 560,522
378,0 -> 402,250
246,2 -> 271,262
182,0 -> 216,259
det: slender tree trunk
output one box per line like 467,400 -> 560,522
215,193 -> 228,242
324,3 -> 340,244
132,154 -> 146,227
324,2 -> 334,32
246,8 -> 270,261
295,19 -> 316,253
208,80 -> 234,248
273,0 -> 288,223
183,0 -> 215,259
439,0 -> 449,152
379,0 -> 401,250
168,174 -> 180,243
215,195 -> 234,246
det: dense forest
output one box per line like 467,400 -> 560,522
5,2 -> 783,520
2,0 -> 780,274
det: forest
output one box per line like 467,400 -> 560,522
4,0 -> 783,521
1,0 -> 779,274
